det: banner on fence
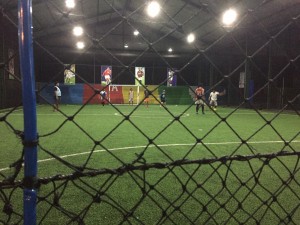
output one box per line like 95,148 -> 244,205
167,68 -> 177,86
135,67 -> 145,85
64,64 -> 76,85
8,49 -> 15,80
239,72 -> 245,88
101,65 -> 112,85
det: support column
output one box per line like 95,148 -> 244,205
267,42 -> 272,109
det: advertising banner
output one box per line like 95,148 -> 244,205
64,64 -> 76,84
135,67 -> 145,85
167,68 -> 177,86
101,65 -> 112,85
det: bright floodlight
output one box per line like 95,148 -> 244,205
73,26 -> 83,36
168,48 -> 173,52
65,0 -> 75,8
133,30 -> 139,36
222,8 -> 237,26
124,44 -> 129,48
76,41 -> 85,49
147,1 -> 160,18
187,33 -> 195,43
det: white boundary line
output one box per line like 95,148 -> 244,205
0,113 -> 190,118
113,113 -> 190,118
0,140 -> 299,172
2,111 -> 298,117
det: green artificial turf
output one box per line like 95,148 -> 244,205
0,104 -> 299,224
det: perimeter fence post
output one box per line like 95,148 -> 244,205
18,0 -> 38,224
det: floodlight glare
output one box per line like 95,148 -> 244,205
76,41 -> 85,49
124,44 -> 129,48
73,26 -> 83,36
65,0 -> 75,8
133,30 -> 139,36
222,8 -> 237,26
147,1 -> 160,18
168,48 -> 173,52
187,33 -> 195,43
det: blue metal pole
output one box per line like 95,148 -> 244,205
18,0 -> 38,224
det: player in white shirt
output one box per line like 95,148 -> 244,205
209,89 -> 226,111
128,88 -> 134,105
53,82 -> 61,111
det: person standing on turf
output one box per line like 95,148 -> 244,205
53,82 -> 61,111
144,87 -> 150,108
209,89 -> 226,111
160,90 -> 166,107
195,85 -> 205,114
129,88 -> 134,105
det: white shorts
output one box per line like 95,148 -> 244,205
195,99 -> 204,105
210,100 -> 217,106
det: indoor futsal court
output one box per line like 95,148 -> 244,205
0,1 -> 300,224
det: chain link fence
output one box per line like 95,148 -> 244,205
0,0 -> 300,224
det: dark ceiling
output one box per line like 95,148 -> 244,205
2,0 -> 300,65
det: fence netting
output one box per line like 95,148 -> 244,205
0,0 -> 300,224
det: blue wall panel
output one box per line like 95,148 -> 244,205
38,83 -> 84,105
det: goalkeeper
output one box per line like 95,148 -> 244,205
128,88 -> 134,105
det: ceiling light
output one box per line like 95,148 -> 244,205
147,1 -> 160,18
124,44 -> 129,48
76,41 -> 85,49
187,33 -> 195,43
168,48 -> 173,52
73,26 -> 83,36
65,0 -> 75,8
133,30 -> 139,36
222,8 -> 237,26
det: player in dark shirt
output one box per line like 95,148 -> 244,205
160,90 -> 166,107
144,87 -> 149,108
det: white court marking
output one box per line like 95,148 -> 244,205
1,113 -> 189,118
113,112 -> 190,118
0,140 -> 299,172
1,111 -> 298,117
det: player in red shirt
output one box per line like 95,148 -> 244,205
195,85 -> 205,114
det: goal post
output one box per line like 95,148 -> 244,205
108,84 -> 140,105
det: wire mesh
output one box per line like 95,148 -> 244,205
0,0 -> 300,224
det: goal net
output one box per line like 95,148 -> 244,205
108,84 -> 141,105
